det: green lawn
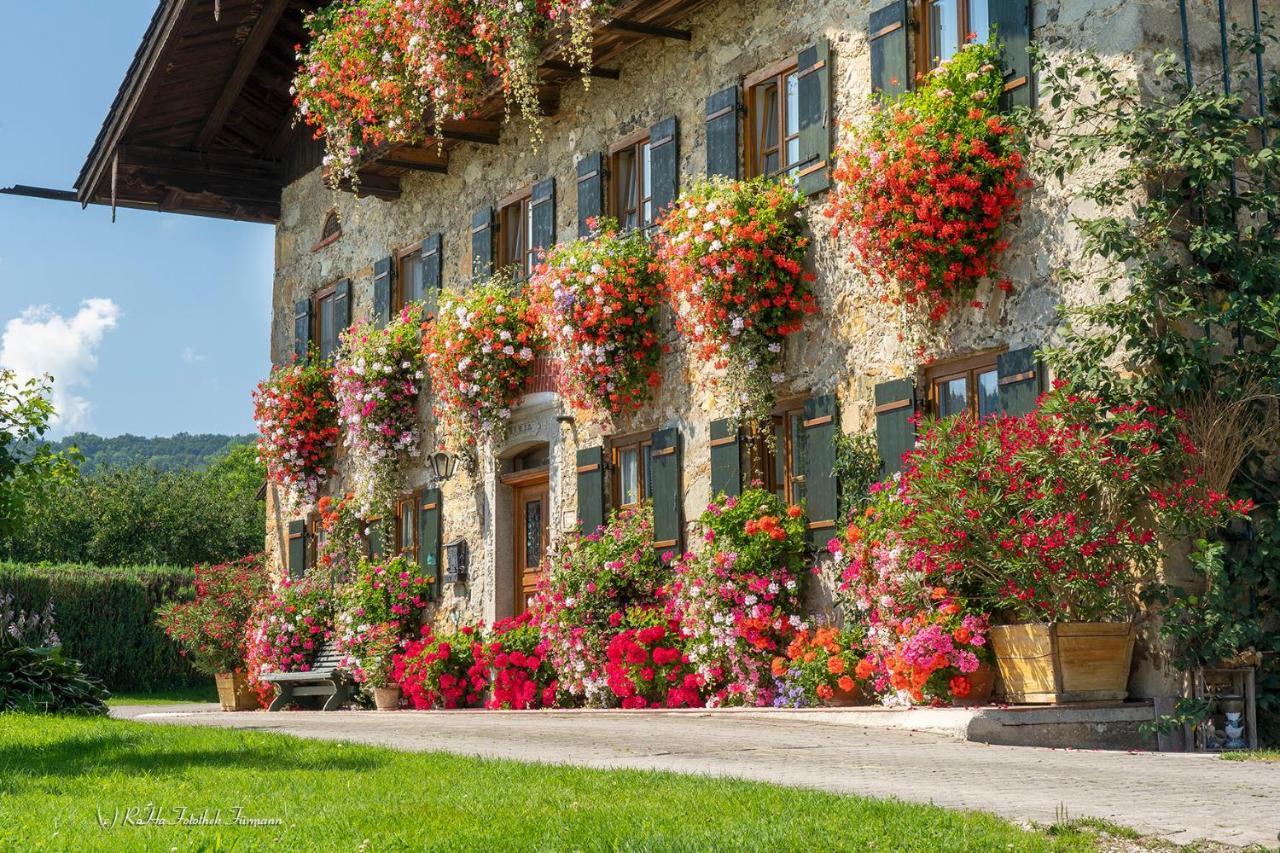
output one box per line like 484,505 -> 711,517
0,714 -> 1103,852
105,685 -> 218,707
1221,749 -> 1280,763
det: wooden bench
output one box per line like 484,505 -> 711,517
261,639 -> 353,712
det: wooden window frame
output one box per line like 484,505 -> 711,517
745,395 -> 808,506
610,430 -> 654,510
914,0 -> 983,73
923,348 -> 1005,421
306,514 -> 324,571
395,495 -> 419,564
497,186 -> 534,280
311,209 -> 342,252
394,243 -> 422,312
745,56 -> 801,180
608,129 -> 654,232
311,282 -> 338,360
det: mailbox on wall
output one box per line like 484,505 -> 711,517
443,538 -> 469,584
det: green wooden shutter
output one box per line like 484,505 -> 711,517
373,258 -> 393,327
795,42 -> 832,196
709,418 -> 742,499
997,345 -> 1043,416
286,519 -> 307,579
292,298 -> 312,361
419,488 -> 442,598
576,153 -> 605,238
576,446 -> 606,535
802,395 -> 839,548
705,85 -> 741,179
334,278 -> 352,338
530,177 -> 556,261
421,233 -> 443,319
874,378 -> 917,477
650,427 -> 682,555
869,0 -> 910,97
367,522 -> 385,561
990,0 -> 1034,109
471,206 -> 495,283
648,117 -> 680,225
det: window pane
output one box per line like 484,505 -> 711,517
785,71 -> 800,171
937,376 -> 968,418
642,444 -> 653,499
400,504 -> 415,554
641,142 -> 653,227
929,0 -> 960,65
771,420 -> 786,499
524,499 -> 543,566
968,0 -> 990,43
619,448 -> 639,506
977,369 -> 999,418
789,413 -> 807,507
402,253 -> 423,304
525,200 -> 536,275
755,81 -> 779,174
319,293 -> 336,359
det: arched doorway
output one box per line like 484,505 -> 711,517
499,444 -> 551,615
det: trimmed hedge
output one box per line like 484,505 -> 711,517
0,563 -> 201,692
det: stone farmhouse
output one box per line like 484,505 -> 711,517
48,0 -> 1251,701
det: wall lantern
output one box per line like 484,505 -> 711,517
430,450 -> 459,482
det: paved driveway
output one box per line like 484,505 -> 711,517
113,704 -> 1280,848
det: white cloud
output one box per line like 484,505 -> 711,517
0,298 -> 121,434
180,346 -> 205,365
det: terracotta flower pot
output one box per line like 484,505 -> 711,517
827,680 -> 874,707
215,672 -> 259,712
374,685 -> 402,711
990,622 -> 1135,704
951,663 -> 995,707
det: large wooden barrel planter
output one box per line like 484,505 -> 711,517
990,622 -> 1135,704
215,671 -> 259,711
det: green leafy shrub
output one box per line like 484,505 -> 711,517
0,563 -> 200,691
0,636 -> 109,715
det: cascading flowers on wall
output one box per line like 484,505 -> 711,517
252,354 -> 341,514
529,219 -> 664,421
293,0 -> 615,185
656,177 -> 817,426
824,39 -> 1031,325
332,305 -> 427,519
424,276 -> 545,450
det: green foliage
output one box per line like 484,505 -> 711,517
155,555 -> 272,677
0,637 -> 109,715
0,563 -> 201,692
2,444 -> 265,567
0,370 -> 78,542
36,432 -> 255,475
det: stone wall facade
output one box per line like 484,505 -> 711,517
267,0 -> 1202,697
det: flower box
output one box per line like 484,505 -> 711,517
215,671 -> 259,712
990,622 -> 1135,704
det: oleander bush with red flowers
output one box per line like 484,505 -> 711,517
424,277 -> 545,450
770,625 -> 871,708
252,355 -> 340,513
392,624 -> 486,709
531,504 -> 669,705
294,0 -> 614,184
334,555 -> 437,689
669,489 -> 809,707
156,554 -> 273,678
604,610 -> 703,709
825,40 -> 1031,325
479,610 -> 558,710
656,178 -> 817,424
529,220 -> 664,420
244,577 -> 338,705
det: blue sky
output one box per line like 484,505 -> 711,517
0,1 -> 275,438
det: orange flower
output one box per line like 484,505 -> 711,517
786,505 -> 803,518
837,675 -> 855,692
827,656 -> 845,675
771,657 -> 787,677
952,627 -> 972,645
845,523 -> 863,544
855,658 -> 875,680
930,586 -> 949,601
816,684 -> 834,700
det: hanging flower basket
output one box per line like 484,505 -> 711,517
529,219 -> 664,421
825,40 -> 1031,325
656,177 -> 817,425
424,276 -> 545,449
252,355 -> 340,513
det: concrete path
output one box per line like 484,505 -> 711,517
113,703 -> 1280,848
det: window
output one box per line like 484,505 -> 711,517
498,188 -> 534,280
396,246 -> 425,311
312,283 -> 338,360
925,350 -> 1002,420
743,400 -> 807,507
396,497 -> 418,564
917,0 -> 990,68
745,58 -> 802,179
365,515 -> 385,560
611,432 -> 654,509
307,515 -> 327,569
312,210 -> 342,251
609,130 -> 654,231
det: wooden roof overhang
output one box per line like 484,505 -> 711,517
5,0 -> 712,222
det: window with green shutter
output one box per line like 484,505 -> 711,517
471,206 -> 495,283
870,1 -> 910,96
874,378 -> 917,477
575,446 -> 606,535
530,178 -> 556,262
794,41 -> 832,195
706,85 -> 741,180
576,153 -> 605,238
925,350 -> 1001,421
286,519 -> 308,579
997,345 -> 1042,416
801,394 -> 839,548
647,117 -> 679,227
293,298 -> 312,360
649,427 -> 682,555
419,233 -> 443,318
418,488 -> 443,598
709,418 -> 742,499
373,258 -> 393,327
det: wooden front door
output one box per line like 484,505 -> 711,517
513,477 -> 550,615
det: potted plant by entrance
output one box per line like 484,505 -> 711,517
157,555 -> 273,711
353,624 -> 403,712
771,626 -> 874,708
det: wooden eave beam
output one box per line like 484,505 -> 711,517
540,59 -> 620,80
195,0 -> 291,151
604,18 -> 692,41
342,171 -> 401,201
116,144 -> 282,181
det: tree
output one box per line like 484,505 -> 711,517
0,371 -> 77,541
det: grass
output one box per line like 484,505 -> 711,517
0,713 -> 1100,852
1220,749 -> 1280,763
106,685 -> 218,707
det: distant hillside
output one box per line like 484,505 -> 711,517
44,432 -> 256,474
